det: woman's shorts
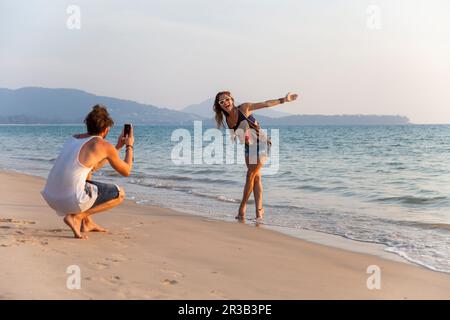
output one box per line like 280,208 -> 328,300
245,142 -> 269,163
86,180 -> 121,208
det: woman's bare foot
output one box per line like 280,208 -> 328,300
256,207 -> 264,220
235,204 -> 246,222
81,217 -> 108,233
63,214 -> 88,239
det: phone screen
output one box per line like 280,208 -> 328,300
124,124 -> 131,136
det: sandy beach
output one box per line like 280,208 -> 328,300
1,170 -> 450,300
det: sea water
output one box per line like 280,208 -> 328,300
1,124 -> 449,273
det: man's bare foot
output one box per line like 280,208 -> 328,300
81,217 -> 108,233
63,214 -> 88,239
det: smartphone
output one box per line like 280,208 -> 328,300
124,123 -> 131,136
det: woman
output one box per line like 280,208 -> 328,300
213,91 -> 298,222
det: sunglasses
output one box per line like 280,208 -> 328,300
218,97 -> 232,106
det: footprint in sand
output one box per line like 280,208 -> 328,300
162,279 -> 178,286
50,248 -> 68,255
108,233 -> 131,247
110,231 -> 129,236
92,262 -> 110,270
108,240 -> 129,249
209,290 -> 228,299
0,218 -> 36,242
104,275 -> 122,283
91,254 -> 129,270
15,238 -> 40,245
0,218 -> 36,225
91,275 -> 123,287
47,229 -> 66,233
161,269 -> 185,279
0,234 -> 20,247
0,222 -> 53,249
105,253 -> 128,263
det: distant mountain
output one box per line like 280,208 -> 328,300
183,98 -> 292,119
0,87 -> 203,125
265,114 -> 411,126
182,99 -> 214,118
183,98 -> 409,125
203,114 -> 410,126
0,87 -> 411,126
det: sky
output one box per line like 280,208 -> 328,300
1,0 -> 449,123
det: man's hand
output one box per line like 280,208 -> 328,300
116,128 -> 126,150
125,126 -> 134,147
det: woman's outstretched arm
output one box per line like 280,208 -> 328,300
241,93 -> 298,113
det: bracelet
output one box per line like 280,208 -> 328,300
279,98 -> 286,104
126,145 -> 134,150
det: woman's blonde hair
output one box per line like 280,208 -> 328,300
213,91 -> 234,128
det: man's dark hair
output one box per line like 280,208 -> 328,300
84,104 -> 114,135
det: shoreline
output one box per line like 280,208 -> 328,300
174,205 -> 410,266
0,168 -> 443,268
0,168 -> 415,267
1,170 -> 450,299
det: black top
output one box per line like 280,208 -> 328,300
231,108 -> 258,131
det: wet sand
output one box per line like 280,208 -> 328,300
1,170 -> 450,299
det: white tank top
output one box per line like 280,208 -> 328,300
41,136 -> 100,216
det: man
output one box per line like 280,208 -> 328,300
41,104 -> 134,239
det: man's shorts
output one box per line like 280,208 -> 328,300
86,180 -> 121,208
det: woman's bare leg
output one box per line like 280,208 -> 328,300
238,160 -> 264,220
253,172 -> 264,219
251,155 -> 266,219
